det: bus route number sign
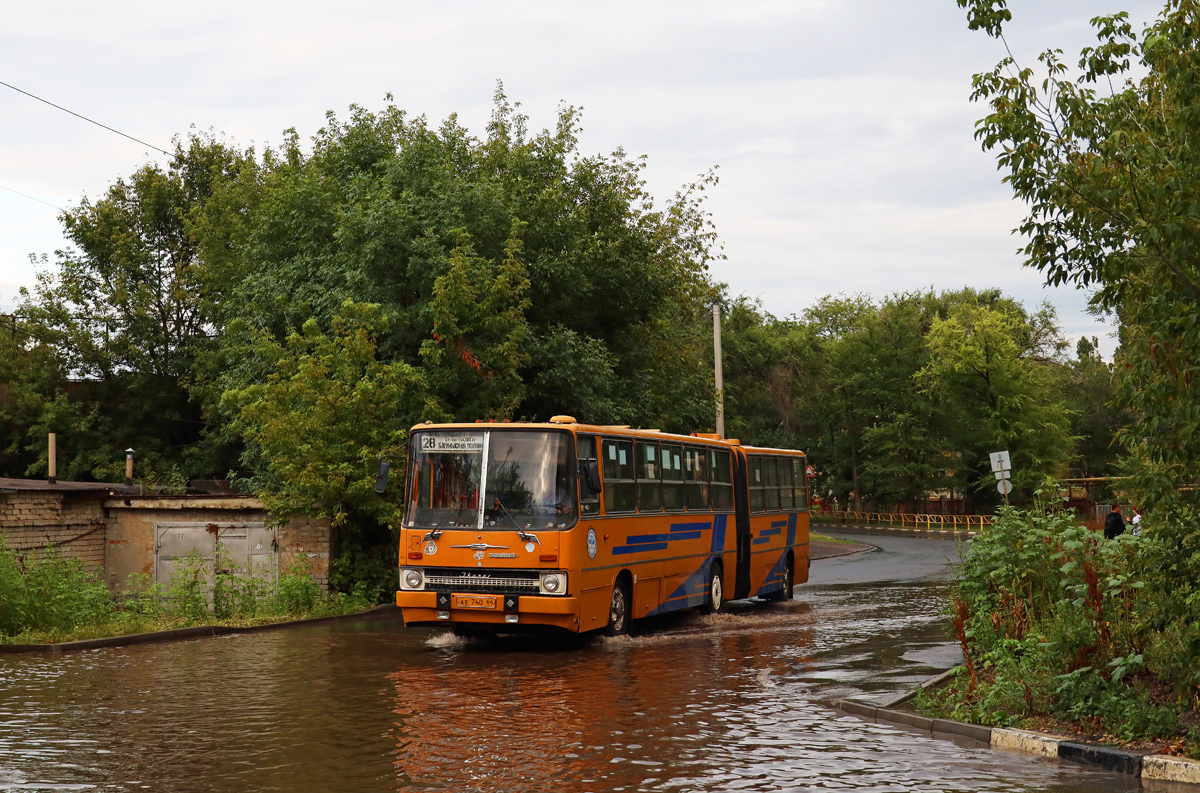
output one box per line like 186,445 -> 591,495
421,433 -> 484,453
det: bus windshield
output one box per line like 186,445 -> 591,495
406,430 -> 576,530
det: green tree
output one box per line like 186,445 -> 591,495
193,87 -> 721,434
2,135 -> 245,482
958,0 -> 1200,705
958,0 -> 1200,511
919,298 -> 1072,503
220,301 -> 440,592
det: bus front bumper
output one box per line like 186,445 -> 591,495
396,590 -> 580,631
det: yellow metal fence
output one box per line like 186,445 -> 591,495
810,510 -> 995,531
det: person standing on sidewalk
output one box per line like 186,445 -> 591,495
1104,504 -> 1126,539
1130,507 -> 1143,536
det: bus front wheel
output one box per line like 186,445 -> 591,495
605,578 -> 631,636
700,563 -> 725,615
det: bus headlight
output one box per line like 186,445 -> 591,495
539,572 -> 566,595
401,568 -> 424,590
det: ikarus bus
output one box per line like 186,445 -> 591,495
395,416 -> 811,634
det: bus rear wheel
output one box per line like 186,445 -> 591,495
604,578 -> 631,636
766,554 -> 794,602
700,563 -> 725,615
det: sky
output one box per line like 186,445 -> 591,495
0,0 -> 1167,357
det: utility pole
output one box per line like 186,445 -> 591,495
713,303 -> 725,439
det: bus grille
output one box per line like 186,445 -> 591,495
424,568 -> 540,593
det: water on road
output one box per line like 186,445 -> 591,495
0,532 -> 1139,792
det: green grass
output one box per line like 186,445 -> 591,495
1,541 -> 374,645
810,532 -> 859,544
1,600 -> 373,645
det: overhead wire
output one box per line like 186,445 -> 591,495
0,79 -> 174,159
0,78 -> 307,212
0,182 -> 64,211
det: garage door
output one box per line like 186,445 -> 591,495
154,522 -> 278,589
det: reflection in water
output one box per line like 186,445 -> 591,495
0,545 -> 1141,793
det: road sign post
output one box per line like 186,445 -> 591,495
989,450 -> 1012,505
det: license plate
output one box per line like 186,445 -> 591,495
452,594 -> 498,610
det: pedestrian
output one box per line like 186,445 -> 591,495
1103,504 -> 1125,539
1130,506 -> 1142,536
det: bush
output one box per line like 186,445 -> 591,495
0,541 -> 113,636
929,495 -> 1199,745
0,538 -> 372,642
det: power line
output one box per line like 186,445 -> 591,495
1,78 -> 308,213
0,79 -> 174,159
0,182 -> 64,211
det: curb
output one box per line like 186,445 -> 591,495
811,523 -> 978,540
810,542 -> 877,562
0,604 -> 403,654
828,695 -> 1200,785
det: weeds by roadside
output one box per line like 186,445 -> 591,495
913,497 -> 1200,759
0,540 -> 374,645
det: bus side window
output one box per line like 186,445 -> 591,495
749,456 -> 764,512
683,447 -> 708,510
578,436 -> 600,515
602,439 -> 635,513
763,457 -> 780,511
795,457 -> 809,510
780,456 -> 795,510
661,444 -> 684,511
636,442 -> 662,512
710,449 -> 733,510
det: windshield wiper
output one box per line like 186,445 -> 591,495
423,496 -> 470,541
491,499 -> 540,545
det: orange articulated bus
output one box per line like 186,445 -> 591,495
395,416 -> 810,635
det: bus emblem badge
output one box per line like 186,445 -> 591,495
525,542 -> 536,553
424,542 -> 437,556
474,550 -> 485,561
587,528 -> 598,559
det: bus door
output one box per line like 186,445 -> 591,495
732,447 -> 753,600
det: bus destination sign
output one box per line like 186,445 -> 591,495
421,433 -> 484,453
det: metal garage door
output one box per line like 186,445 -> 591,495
154,522 -> 277,589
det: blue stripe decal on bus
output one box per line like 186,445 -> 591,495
759,527 -> 782,537
646,514 -> 728,616
710,513 -> 727,553
611,520 -> 714,555
613,542 -> 668,554
751,537 -> 772,545
771,520 -> 788,529
755,513 -> 800,597
626,533 -> 672,544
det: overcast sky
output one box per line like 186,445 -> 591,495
0,0 -> 1166,356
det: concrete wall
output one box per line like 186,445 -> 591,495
103,497 -> 331,590
0,490 -> 109,572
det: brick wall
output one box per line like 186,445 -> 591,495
0,491 -> 109,572
277,517 -> 332,588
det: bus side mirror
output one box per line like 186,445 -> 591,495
375,459 -> 390,494
584,461 -> 601,494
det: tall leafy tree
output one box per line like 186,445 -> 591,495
2,136 -> 244,482
194,87 -> 722,433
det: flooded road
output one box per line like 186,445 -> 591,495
0,532 -> 1139,792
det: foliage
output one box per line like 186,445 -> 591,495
919,503 -> 1194,746
721,289 -> 1097,510
0,541 -> 113,636
0,541 -> 371,644
0,136 -> 246,483
952,0 -> 1200,737
193,86 -> 722,434
221,301 -> 436,526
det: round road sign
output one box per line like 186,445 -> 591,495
997,479 -> 1013,495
